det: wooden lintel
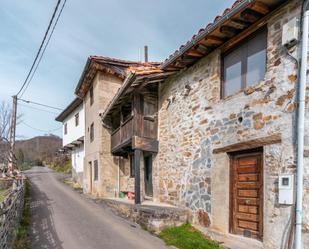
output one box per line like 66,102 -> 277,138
213,134 -> 281,154
132,136 -> 159,153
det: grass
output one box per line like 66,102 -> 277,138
49,159 -> 71,174
63,178 -> 83,192
0,188 -> 11,202
159,224 -> 221,249
11,180 -> 31,249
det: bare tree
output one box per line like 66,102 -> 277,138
0,101 -> 22,172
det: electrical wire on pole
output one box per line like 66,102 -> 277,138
20,0 -> 68,98
21,121 -> 62,133
18,98 -> 63,111
8,0 -> 67,173
16,0 -> 61,97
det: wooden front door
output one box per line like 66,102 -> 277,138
144,155 -> 153,197
230,150 -> 263,240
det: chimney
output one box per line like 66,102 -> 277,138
144,45 -> 148,63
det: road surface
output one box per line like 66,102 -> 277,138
25,166 -> 169,249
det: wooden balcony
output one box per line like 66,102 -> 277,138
111,115 -> 158,155
111,116 -> 134,151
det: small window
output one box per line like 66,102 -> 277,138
130,154 -> 135,178
94,160 -> 98,181
75,113 -> 79,127
64,123 -> 68,135
223,29 -> 267,97
90,122 -> 94,142
90,86 -> 94,106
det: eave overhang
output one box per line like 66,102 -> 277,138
160,0 -> 289,71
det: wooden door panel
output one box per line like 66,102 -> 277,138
230,151 -> 263,240
238,220 -> 258,231
238,189 -> 258,197
237,166 -> 259,173
238,205 -> 258,214
237,182 -> 260,188
238,173 -> 259,182
238,157 -> 257,165
237,197 -> 260,205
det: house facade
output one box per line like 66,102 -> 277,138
100,0 -> 309,248
56,98 -> 85,186
74,56 -> 158,197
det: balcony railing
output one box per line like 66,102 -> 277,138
111,116 -> 134,150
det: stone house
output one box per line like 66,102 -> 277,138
55,98 -> 85,186
101,0 -> 309,248
74,56 -> 158,197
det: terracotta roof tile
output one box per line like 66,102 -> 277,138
160,0 -> 252,68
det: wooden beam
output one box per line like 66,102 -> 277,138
213,134 -> 281,154
240,9 -> 262,23
250,1 -> 270,15
185,49 -> 204,57
220,25 -> 238,38
205,35 -> 225,45
220,1 -> 288,54
194,43 -> 209,54
134,149 -> 141,204
132,136 -> 159,153
229,19 -> 250,30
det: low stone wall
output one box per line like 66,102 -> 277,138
0,179 -> 25,249
102,198 -> 192,233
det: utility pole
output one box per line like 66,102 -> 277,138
8,95 -> 17,172
144,45 -> 148,63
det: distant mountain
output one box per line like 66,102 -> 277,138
15,135 -> 62,165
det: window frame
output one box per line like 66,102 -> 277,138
64,123 -> 68,135
221,27 -> 267,98
75,113 -> 79,127
93,160 -> 98,181
90,86 -> 94,106
90,122 -> 94,143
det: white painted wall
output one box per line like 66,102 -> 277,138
72,145 -> 84,173
62,104 -> 85,146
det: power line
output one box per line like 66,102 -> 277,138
16,0 -> 62,97
18,98 -> 63,111
18,103 -> 59,115
20,0 -> 68,97
21,121 -> 62,133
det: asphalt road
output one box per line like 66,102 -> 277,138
25,166 -> 169,249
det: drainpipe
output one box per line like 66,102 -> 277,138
118,157 -> 120,198
295,1 -> 309,248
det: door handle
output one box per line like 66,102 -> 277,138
245,199 -> 251,205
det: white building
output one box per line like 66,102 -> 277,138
56,98 -> 85,186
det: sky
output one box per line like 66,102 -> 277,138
0,0 -> 235,140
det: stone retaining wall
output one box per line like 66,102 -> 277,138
101,198 -> 191,234
0,179 -> 25,249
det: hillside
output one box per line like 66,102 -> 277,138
15,135 -> 62,166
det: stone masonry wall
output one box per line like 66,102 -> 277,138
83,72 -> 122,197
0,180 -> 24,249
154,1 -> 309,248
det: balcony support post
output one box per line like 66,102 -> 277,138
134,148 -> 141,204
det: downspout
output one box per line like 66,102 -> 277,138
295,1 -> 309,248
117,157 -> 120,197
